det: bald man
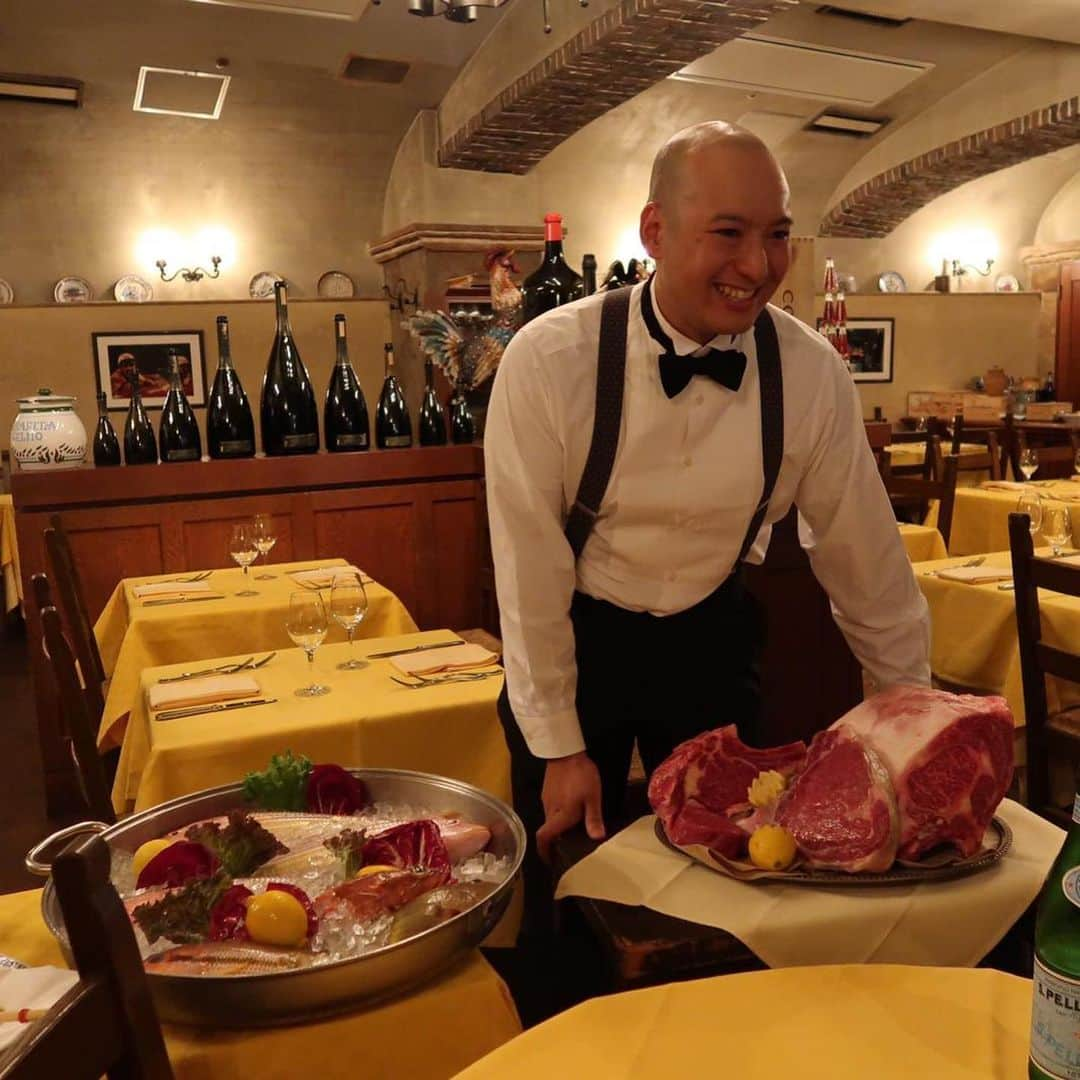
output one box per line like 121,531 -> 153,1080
485,122 -> 930,937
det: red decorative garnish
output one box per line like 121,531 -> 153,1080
306,764 -> 368,815
361,820 -> 451,876
267,882 -> 318,938
208,884 -> 253,941
136,841 -> 221,890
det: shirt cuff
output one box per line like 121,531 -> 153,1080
514,706 -> 587,759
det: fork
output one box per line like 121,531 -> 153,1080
157,657 -> 254,684
159,570 -> 213,584
924,556 -> 986,577
390,670 -> 503,689
235,652 -> 276,671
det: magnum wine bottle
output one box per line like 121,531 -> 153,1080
158,351 -> 202,463
324,314 -> 370,452
374,343 -> 412,449
450,393 -> 475,445
521,213 -> 584,324
1029,786 -> 1080,1079
260,280 -> 319,455
207,316 -> 255,459
123,372 -> 157,466
418,359 -> 447,447
582,253 -> 598,297
92,392 -> 121,467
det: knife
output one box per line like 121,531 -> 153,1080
154,698 -> 278,722
142,594 -> 226,607
366,639 -> 466,660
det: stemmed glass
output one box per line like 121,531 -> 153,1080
1018,491 -> 1044,539
229,523 -> 259,597
329,574 -> 369,670
1043,506 -> 1072,558
252,514 -> 277,580
1019,449 -> 1039,481
1073,449 -> 1080,479
286,591 -> 330,697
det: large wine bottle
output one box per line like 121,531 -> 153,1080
207,316 -> 255,459
582,253 -> 598,297
260,280 -> 319,455
92,392 -> 121,467
521,213 -> 584,324
123,373 -> 158,466
324,314 -> 370,452
158,351 -> 202,463
418,359 -> 447,447
374,343 -> 412,449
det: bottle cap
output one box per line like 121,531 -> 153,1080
543,213 -> 563,223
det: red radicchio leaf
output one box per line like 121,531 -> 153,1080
360,820 -> 451,878
208,884 -> 253,941
306,764 -> 368,815
136,840 -> 221,890
267,882 -> 319,938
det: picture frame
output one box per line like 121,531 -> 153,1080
817,317 -> 894,383
92,330 -> 207,409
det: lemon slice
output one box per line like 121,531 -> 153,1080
748,825 -> 797,871
354,864 -> 398,879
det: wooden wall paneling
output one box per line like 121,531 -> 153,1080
174,494 -> 304,570
427,481 -> 484,633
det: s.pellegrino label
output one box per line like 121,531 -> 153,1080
1031,959 -> 1080,1079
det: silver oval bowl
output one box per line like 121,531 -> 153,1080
37,768 -> 524,1027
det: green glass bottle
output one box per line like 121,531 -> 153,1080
1030,791 -> 1080,1079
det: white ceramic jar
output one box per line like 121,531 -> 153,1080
10,390 -> 88,471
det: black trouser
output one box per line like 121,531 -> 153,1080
498,572 -> 764,940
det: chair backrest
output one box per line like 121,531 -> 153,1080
1008,511 -> 1080,820
44,514 -> 106,698
0,834 -> 173,1080
952,429 -> 1005,482
883,452 -> 959,549
37,591 -> 115,824
949,412 -> 964,456
1016,428 -> 1080,480
884,432 -> 940,483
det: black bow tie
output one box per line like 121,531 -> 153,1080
641,276 -> 747,399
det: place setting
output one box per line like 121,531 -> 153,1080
148,653 -> 277,722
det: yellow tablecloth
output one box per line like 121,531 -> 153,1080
96,560 -> 418,749
112,631 -> 508,815
886,441 -> 990,485
916,550 -> 1080,727
0,494 -> 21,613
453,964 -> 1031,1080
898,522 -> 948,561
0,888 -> 521,1080
948,480 -> 1080,557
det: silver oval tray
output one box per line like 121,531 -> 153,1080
655,814 -> 1012,886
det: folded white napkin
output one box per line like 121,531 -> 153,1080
980,481 -> 1027,492
289,566 -> 364,587
133,579 -> 212,598
0,966 -> 79,1051
148,673 -> 261,712
935,565 -> 1013,584
391,643 -> 499,677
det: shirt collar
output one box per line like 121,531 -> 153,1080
644,279 -> 746,357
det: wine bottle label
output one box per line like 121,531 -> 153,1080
1073,793 -> 1080,825
217,440 -> 254,455
334,434 -> 368,448
1032,958 -> 1080,1079
164,448 -> 200,462
381,435 -> 411,448
1063,867 -> 1080,910
282,433 -> 317,450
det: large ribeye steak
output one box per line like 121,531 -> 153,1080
835,685 -> 1014,860
648,726 -> 806,858
774,727 -> 899,872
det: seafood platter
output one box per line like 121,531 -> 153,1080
29,755 -> 524,1027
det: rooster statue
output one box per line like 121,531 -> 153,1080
402,248 -> 523,394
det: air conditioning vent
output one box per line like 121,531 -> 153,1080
816,5 -> 910,28
0,72 -> 81,107
133,67 -> 230,120
807,112 -> 889,137
341,55 -> 410,84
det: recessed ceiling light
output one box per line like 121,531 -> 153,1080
133,67 -> 231,120
807,112 -> 888,136
0,72 -> 81,107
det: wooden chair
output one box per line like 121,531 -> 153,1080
883,452 -> 960,550
1016,427 -> 1080,480
954,428 -> 1005,483
44,514 -> 106,719
0,834 -> 173,1079
1008,511 -> 1080,826
35,576 -> 115,824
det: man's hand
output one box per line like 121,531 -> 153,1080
535,751 -> 605,863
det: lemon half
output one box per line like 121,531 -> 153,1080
245,891 -> 309,947
748,825 -> 798,871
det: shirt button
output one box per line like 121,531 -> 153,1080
683,455 -> 693,468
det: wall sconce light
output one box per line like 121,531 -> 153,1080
156,255 -> 222,283
952,257 -> 994,279
382,278 -> 419,313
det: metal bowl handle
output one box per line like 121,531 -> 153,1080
25,821 -> 110,877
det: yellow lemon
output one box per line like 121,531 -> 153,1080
747,770 -> 787,809
244,891 -> 309,947
131,838 -> 175,880
354,864 -> 398,879
748,825 -> 798,871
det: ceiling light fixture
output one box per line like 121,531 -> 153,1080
0,72 -> 81,107
385,0 -> 585,33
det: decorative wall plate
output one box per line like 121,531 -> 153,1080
317,270 -> 356,299
0,279 -> 13,305
114,275 -> 153,303
995,273 -> 1020,293
877,271 -> 906,294
54,277 -> 93,303
838,273 -> 857,294
249,272 -> 282,300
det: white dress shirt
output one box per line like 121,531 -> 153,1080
484,282 -> 931,759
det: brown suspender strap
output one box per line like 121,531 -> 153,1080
564,291 -> 785,564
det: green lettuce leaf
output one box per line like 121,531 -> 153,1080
242,751 -> 313,811
185,810 -> 287,877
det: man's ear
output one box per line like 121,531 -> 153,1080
640,203 -> 663,260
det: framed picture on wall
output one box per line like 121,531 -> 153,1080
92,330 -> 207,409
816,317 -> 895,383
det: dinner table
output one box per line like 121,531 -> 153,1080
0,493 -> 21,613
0,888 -> 522,1080
947,479 -> 1080,557
897,522 -> 947,562
885,441 -> 990,485
96,559 -> 418,749
451,964 -> 1032,1079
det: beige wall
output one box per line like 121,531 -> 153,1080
0,300 -> 393,453
1036,170 -> 1080,245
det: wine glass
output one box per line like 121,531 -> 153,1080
286,591 -> 330,697
329,574 -> 369,670
229,523 -> 259,597
1019,448 -> 1039,481
1043,506 -> 1072,558
1073,448 -> 1080,480
252,514 -> 277,580
1018,491 -> 1044,538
